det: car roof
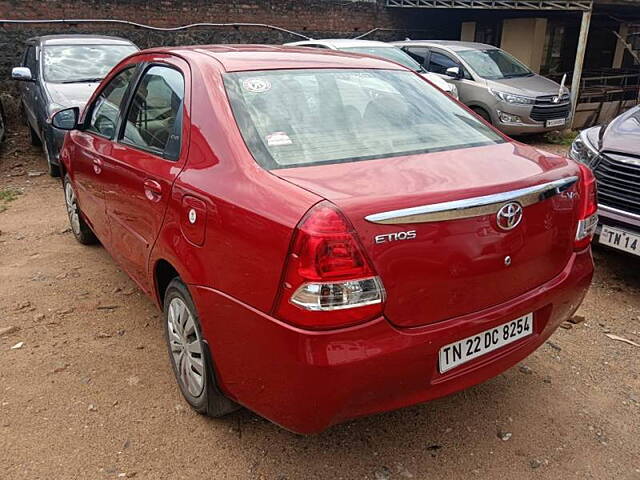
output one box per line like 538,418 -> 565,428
30,35 -> 137,46
139,44 -> 408,73
285,38 -> 395,49
392,40 -> 496,52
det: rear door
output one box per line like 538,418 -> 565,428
104,59 -> 189,288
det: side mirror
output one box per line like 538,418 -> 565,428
445,66 -> 462,79
12,67 -> 33,82
48,107 -> 80,130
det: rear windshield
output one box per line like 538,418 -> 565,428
224,69 -> 503,170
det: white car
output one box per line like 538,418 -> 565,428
284,38 -> 459,99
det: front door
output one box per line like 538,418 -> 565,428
104,61 -> 188,289
426,49 -> 480,105
21,45 -> 39,131
71,67 -> 138,243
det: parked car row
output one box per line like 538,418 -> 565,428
7,32 -> 637,434
11,35 -> 575,178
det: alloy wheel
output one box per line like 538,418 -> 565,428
167,297 -> 205,397
64,181 -> 81,236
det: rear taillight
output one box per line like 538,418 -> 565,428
574,163 -> 598,250
275,201 -> 385,330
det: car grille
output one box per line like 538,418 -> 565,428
530,103 -> 571,121
594,153 -> 640,216
535,94 -> 570,105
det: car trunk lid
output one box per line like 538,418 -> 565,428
275,142 -> 581,328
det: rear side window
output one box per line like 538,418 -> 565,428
224,69 -> 503,170
122,66 -> 184,160
427,51 -> 458,75
404,47 -> 429,66
87,67 -> 136,139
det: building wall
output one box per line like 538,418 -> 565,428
500,18 -> 547,73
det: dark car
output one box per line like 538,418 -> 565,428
570,105 -> 640,257
51,45 -> 595,434
0,97 -> 5,142
12,35 -> 138,176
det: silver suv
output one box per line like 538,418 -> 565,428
393,40 -> 570,136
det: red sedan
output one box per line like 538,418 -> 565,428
51,45 -> 597,434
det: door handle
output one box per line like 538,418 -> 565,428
143,179 -> 162,202
93,158 -> 103,174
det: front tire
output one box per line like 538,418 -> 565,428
63,175 -> 97,245
29,124 -> 42,146
472,107 -> 492,124
44,140 -> 61,177
163,278 -> 238,417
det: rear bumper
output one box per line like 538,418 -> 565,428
191,249 -> 593,434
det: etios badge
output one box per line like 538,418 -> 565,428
496,202 -> 523,231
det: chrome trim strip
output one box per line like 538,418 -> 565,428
365,176 -> 578,225
598,204 -> 640,228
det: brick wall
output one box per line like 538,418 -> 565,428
0,0 -> 404,89
0,0 -> 460,113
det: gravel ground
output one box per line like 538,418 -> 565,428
1,126 -> 639,480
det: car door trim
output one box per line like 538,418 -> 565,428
365,176 -> 578,224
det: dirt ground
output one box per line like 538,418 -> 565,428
1,125 -> 639,480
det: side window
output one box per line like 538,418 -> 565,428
24,46 -> 37,76
122,66 -> 184,160
427,51 -> 459,75
404,47 -> 429,66
87,68 -> 136,139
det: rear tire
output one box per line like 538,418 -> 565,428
63,175 -> 97,245
163,278 -> 239,417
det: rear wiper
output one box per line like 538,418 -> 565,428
59,78 -> 104,84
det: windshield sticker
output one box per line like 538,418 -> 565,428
266,132 -> 293,147
243,78 -> 272,93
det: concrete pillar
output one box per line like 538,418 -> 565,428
612,23 -> 629,68
499,18 -> 548,73
461,22 -> 476,42
570,10 -> 592,128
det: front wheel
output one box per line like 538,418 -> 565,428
163,278 -> 239,417
44,141 -> 61,177
63,175 -> 97,245
472,107 -> 492,124
29,124 -> 42,146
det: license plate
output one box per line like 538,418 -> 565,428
546,118 -> 566,128
599,225 -> 640,256
439,313 -> 533,373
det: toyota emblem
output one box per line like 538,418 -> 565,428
496,202 -> 523,231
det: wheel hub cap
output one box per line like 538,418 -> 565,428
167,297 -> 205,397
